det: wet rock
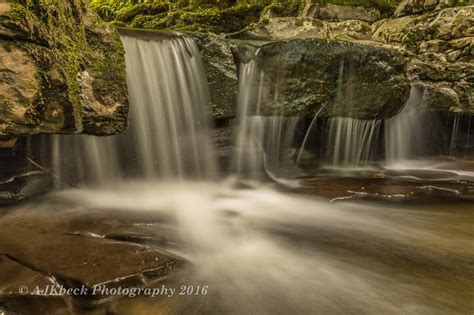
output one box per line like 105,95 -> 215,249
0,210 -> 184,294
0,207 -> 185,313
252,38 -> 411,119
0,0 -> 128,136
0,144 -> 51,203
188,32 -> 238,120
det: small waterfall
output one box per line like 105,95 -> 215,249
385,87 -> 427,163
450,113 -> 473,156
383,86 -> 450,165
233,57 -> 299,178
324,117 -> 381,168
50,34 -> 216,185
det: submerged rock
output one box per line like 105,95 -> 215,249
250,38 -> 411,119
0,0 -> 128,136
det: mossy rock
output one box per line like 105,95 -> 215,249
0,0 -> 128,136
248,38 -> 411,119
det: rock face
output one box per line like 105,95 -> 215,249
249,39 -> 410,119
372,5 -> 474,62
188,32 -> 238,120
408,59 -> 474,113
0,0 -> 128,136
394,0 -> 470,17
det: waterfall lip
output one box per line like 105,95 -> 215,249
118,27 -> 186,41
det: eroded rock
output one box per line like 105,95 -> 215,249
0,0 -> 128,136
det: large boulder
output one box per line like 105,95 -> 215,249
0,0 -> 128,136
243,38 -> 410,119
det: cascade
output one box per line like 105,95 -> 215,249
384,87 -> 442,165
296,59 -> 382,169
50,34 -> 216,185
233,56 -> 299,178
450,113 -> 473,156
323,117 -> 382,168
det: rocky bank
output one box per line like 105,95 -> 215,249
0,0 -> 128,137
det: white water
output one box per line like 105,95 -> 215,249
324,117 -> 381,167
384,87 -> 432,165
50,34 -> 216,184
41,182 -> 473,314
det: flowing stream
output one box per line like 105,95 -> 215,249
20,32 -> 474,314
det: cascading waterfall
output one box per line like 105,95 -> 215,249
50,34 -> 216,185
385,87 -> 459,167
323,117 -> 381,168
233,56 -> 299,178
450,113 -> 473,156
296,59 -> 382,169
384,87 -> 440,165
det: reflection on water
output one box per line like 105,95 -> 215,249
31,180 -> 474,314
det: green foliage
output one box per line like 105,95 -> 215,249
89,0 -> 402,33
89,0 -> 154,21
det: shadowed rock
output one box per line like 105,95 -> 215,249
246,38 -> 411,119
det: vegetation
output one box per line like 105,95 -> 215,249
90,0 -> 402,33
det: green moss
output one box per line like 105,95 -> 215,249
2,0 -> 127,135
115,2 -> 171,23
91,0 -> 402,35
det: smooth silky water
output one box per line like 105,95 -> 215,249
16,32 -> 474,314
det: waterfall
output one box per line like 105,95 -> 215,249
323,117 -> 381,168
233,58 -> 299,178
385,87 -> 425,163
50,34 -> 216,185
450,113 -> 473,156
384,87 -> 444,165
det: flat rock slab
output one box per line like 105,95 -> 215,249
0,206 -> 185,312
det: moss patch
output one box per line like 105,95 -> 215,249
92,0 -> 402,35
1,0 -> 128,136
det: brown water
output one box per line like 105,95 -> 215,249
2,180 -> 471,314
